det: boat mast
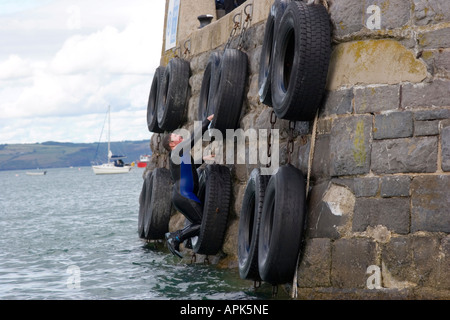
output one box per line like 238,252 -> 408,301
108,105 -> 111,163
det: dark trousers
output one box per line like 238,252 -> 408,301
172,187 -> 202,242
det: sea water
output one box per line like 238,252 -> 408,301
0,167 -> 282,300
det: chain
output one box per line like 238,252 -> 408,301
224,3 -> 253,51
237,4 -> 253,50
183,39 -> 191,57
266,110 -> 277,168
287,121 -> 295,164
224,13 -> 241,51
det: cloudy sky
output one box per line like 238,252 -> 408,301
0,0 -> 166,144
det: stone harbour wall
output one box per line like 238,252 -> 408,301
148,0 -> 450,299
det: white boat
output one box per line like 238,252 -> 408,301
26,170 -> 47,176
92,106 -> 132,175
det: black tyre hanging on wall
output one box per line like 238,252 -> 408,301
271,1 -> 331,121
238,168 -> 270,281
147,66 -> 165,133
143,168 -> 173,240
138,170 -> 151,238
191,164 -> 232,255
157,58 -> 190,131
198,52 -> 222,121
258,164 -> 306,285
258,0 -> 290,107
209,48 -> 248,134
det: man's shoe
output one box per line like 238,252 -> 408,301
165,232 -> 183,258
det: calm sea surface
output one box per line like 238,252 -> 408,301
0,167 -> 282,300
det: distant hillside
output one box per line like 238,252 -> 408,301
0,140 -> 151,171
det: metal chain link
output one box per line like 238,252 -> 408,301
266,110 -> 277,168
237,4 -> 253,50
287,121 -> 295,164
224,12 -> 241,51
224,3 -> 253,51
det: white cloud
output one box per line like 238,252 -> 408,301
0,55 -> 33,80
0,0 -> 165,143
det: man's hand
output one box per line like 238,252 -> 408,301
207,114 -> 214,121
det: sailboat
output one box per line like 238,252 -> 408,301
92,106 -> 132,175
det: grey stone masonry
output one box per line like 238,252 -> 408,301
382,235 -> 448,289
411,175 -> 450,233
330,115 -> 372,176
354,85 -> 399,114
442,123 -> 450,171
414,120 -> 440,136
380,176 -> 411,197
330,0 -> 410,38
331,238 -> 377,289
418,27 -> 450,50
322,89 -> 353,116
353,197 -> 410,234
297,238 -> 332,288
371,136 -> 438,174
402,80 -> 450,109
373,112 -> 413,139
413,0 -> 450,26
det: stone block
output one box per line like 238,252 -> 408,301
414,108 -> 450,121
382,236 -> 442,288
330,115 -> 372,176
411,175 -> 450,233
297,238 -> 332,288
354,85 -> 399,114
422,49 -> 450,77
402,80 -> 450,109
441,124 -> 450,171
371,137 -> 438,174
311,134 -> 331,182
353,197 -> 410,234
329,0 -> 365,38
331,238 -> 377,289
307,182 -> 354,239
414,120 -> 440,136
322,89 -> 353,116
329,0 -> 410,38
413,0 -> 450,26
437,236 -> 450,289
418,27 -> 450,49
380,176 -> 411,198
374,112 -> 413,139
333,177 -> 380,197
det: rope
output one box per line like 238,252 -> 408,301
291,110 -> 319,299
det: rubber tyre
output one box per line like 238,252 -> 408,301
157,58 -> 190,131
198,52 -> 222,121
271,1 -> 331,121
144,168 -> 173,240
138,170 -> 151,238
147,66 -> 165,133
192,164 -> 232,255
258,0 -> 290,107
258,164 -> 306,285
209,48 -> 248,134
238,168 -> 270,281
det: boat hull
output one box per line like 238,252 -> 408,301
92,163 -> 132,175
26,171 -> 47,176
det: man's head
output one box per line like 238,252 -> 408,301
162,133 -> 184,152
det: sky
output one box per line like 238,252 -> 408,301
0,0 -> 166,144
